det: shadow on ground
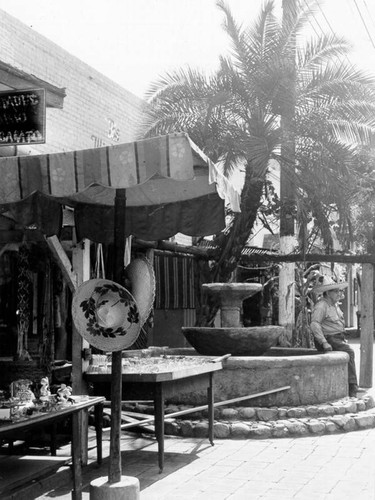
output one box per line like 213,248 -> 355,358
41,449 -> 198,498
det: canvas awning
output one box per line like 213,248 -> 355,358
0,132 -> 240,242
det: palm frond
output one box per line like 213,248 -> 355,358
302,63 -> 375,102
216,0 -> 251,71
329,120 -> 375,145
297,34 -> 352,72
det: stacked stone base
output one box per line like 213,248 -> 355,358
121,393 -> 375,439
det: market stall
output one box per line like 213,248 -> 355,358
0,131 -> 240,494
0,132 -> 239,376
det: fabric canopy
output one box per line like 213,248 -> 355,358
0,132 -> 240,242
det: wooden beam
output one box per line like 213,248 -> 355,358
106,385 -> 292,432
134,238 -> 211,258
359,263 -> 373,388
0,60 -> 66,109
135,239 -> 375,264
45,235 -> 77,292
241,253 -> 375,264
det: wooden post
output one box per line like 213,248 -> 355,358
278,0 -> 297,345
45,235 -> 78,293
71,238 -> 91,465
109,188 -> 126,483
71,238 -> 91,391
359,263 -> 373,387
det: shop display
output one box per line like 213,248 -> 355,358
0,379 -> 76,422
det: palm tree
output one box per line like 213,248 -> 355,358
140,0 -> 375,326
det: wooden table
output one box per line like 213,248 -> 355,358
86,360 -> 223,472
0,396 -> 105,500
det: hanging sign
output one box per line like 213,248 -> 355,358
0,88 -> 46,146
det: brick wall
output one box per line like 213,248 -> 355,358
0,9 -> 146,155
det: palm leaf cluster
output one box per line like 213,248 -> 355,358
140,0 -> 375,325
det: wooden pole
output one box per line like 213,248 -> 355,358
279,0 -> 297,345
102,385 -> 292,432
71,238 -> 90,466
359,263 -> 373,387
108,188 -> 126,483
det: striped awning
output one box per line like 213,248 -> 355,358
0,133 -> 240,242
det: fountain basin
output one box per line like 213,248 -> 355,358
141,347 -> 349,407
213,351 -> 349,407
202,282 -> 262,301
182,326 -> 284,356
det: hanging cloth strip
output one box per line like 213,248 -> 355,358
154,254 -> 196,310
16,245 -> 32,361
94,243 -> 106,279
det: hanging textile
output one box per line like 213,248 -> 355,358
74,193 -> 224,243
1,192 -> 62,237
16,245 -> 32,361
154,254 -> 196,310
54,267 -> 69,361
124,236 -> 132,268
39,258 -> 54,374
94,243 -> 106,279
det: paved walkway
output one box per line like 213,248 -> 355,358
18,339 -> 375,499
34,427 -> 375,500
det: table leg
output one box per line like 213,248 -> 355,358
154,384 -> 165,473
71,411 -> 82,500
50,422 -> 57,456
94,402 -> 103,464
208,373 -> 214,446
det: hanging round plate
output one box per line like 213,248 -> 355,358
72,279 -> 141,352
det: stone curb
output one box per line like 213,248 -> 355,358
121,393 -> 375,440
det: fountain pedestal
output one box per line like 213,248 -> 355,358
203,283 -> 262,327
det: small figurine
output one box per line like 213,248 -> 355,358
40,377 -> 51,398
10,379 -> 35,402
56,384 -> 73,404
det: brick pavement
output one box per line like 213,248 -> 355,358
31,426 -> 375,500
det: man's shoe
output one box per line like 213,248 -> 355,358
349,384 -> 358,397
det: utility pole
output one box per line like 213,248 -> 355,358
360,227 -> 375,387
279,0 -> 297,344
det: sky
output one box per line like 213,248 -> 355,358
1,0 -> 375,99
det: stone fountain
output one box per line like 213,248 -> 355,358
182,282 -> 284,356
177,282 -> 350,407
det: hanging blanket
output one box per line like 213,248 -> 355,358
154,254 -> 196,309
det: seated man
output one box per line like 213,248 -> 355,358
310,276 -> 358,398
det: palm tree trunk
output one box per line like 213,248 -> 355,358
195,176 -> 265,326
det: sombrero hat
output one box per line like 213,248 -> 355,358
125,256 -> 155,327
312,276 -> 348,294
72,279 -> 141,352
